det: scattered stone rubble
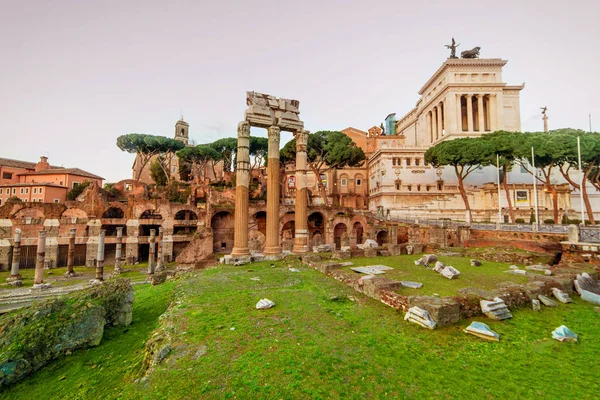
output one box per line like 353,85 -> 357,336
357,239 -> 378,250
404,306 -> 436,329
480,297 -> 512,320
440,266 -> 461,280
470,259 -> 482,267
256,298 -> 275,310
552,325 -> 578,343
464,321 -> 499,341
574,273 -> 600,305
532,299 -> 541,311
420,254 -> 438,267
551,288 -> 572,304
400,281 -> 423,289
350,265 -> 393,275
538,294 -> 558,307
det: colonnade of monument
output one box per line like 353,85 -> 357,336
426,93 -> 498,142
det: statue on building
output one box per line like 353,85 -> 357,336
540,106 -> 548,115
445,38 -> 460,58
380,123 -> 386,135
461,46 -> 481,59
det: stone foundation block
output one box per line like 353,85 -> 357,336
408,296 -> 461,326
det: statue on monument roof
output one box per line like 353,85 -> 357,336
461,46 -> 481,59
445,38 -> 460,59
540,106 -> 548,115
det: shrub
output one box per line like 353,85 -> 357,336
67,181 -> 91,200
515,218 -> 525,224
543,219 -> 555,224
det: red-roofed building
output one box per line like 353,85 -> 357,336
0,156 -> 103,206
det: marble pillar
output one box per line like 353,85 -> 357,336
7,228 -> 22,286
65,228 -> 76,277
114,227 -> 123,274
33,230 -> 46,286
232,121 -> 251,257
293,129 -> 310,253
426,112 -> 432,142
489,94 -> 498,131
431,108 -> 438,141
437,103 -> 443,138
543,114 -> 548,132
265,125 -> 282,257
148,229 -> 156,275
456,94 -> 463,131
466,95 -> 474,132
95,230 -> 105,281
477,94 -> 485,132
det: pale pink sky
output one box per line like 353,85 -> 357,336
1,0 -> 598,182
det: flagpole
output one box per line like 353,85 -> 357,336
496,154 -> 502,224
531,147 -> 539,226
578,136 -> 585,225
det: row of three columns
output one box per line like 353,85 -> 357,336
231,122 -> 310,258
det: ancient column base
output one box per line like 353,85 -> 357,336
293,232 -> 310,254
31,283 -> 52,290
231,247 -> 250,258
113,267 -> 123,275
6,275 -> 23,286
264,253 -> 283,261
64,271 -> 76,278
89,279 -> 104,286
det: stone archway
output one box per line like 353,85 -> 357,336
333,223 -> 347,250
211,211 -> 234,253
352,222 -> 364,247
253,211 -> 267,236
308,212 -> 326,246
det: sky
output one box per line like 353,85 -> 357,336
1,0 -> 598,182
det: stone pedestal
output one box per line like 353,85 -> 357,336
232,121 -> 251,257
264,125 -> 282,257
293,130 -> 310,254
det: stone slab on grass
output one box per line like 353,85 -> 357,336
552,325 -> 578,342
401,281 -> 423,289
551,288 -> 572,304
464,321 -> 499,341
404,306 -> 436,330
481,298 -> 512,321
350,265 -> 393,275
538,294 -> 558,307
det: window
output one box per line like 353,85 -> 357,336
22,198 -> 28,202
53,199 -> 60,203
415,159 -> 420,166
0,189 -> 2,194
395,181 -> 402,190
406,158 -> 411,166
20,188 -> 24,194
392,158 -> 396,166
38,187 -> 43,194
408,185 -> 412,191
125,183 -> 133,191
171,166 -> 177,173
33,188 -> 37,194
24,188 -> 29,194
60,181 -> 63,185
72,182 -> 80,189
38,198 -> 43,203
417,184 -> 421,191
12,188 -> 16,194
2,172 -> 12,179
426,185 -> 430,192
356,179 -> 362,186
0,199 -> 2,206
437,182 -> 443,191
341,178 -> 347,186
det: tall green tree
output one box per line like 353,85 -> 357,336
149,159 -> 167,187
514,131 -> 575,224
557,129 -> 600,225
281,130 -> 366,206
209,138 -> 238,173
117,134 -> 185,182
249,136 -> 269,174
425,137 -> 494,224
177,144 -> 222,182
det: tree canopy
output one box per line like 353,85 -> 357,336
177,145 -> 222,181
116,133 -> 185,181
209,137 -> 238,172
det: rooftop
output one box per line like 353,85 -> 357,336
17,168 -> 104,180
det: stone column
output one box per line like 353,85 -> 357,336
466,94 -> 474,132
264,125 -> 282,258
148,229 -> 156,275
232,121 -> 251,257
437,103 -> 443,138
293,130 -> 310,253
156,227 -> 164,271
125,219 -> 139,264
489,94 -> 498,131
456,94 -> 463,131
426,112 -> 432,142
7,228 -> 22,286
65,228 -> 76,277
431,107 -> 438,141
95,230 -> 105,282
114,227 -> 123,274
543,114 -> 548,133
33,230 -> 47,288
477,94 -> 485,132
43,219 -> 59,269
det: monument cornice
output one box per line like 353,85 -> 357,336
418,58 -> 508,95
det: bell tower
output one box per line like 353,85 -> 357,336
175,116 -> 189,145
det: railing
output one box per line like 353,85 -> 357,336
580,226 -> 600,243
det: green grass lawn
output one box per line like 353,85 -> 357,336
343,255 -> 534,297
2,261 -> 599,399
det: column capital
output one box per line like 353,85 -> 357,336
237,121 -> 250,139
268,125 -> 281,142
294,129 -> 309,145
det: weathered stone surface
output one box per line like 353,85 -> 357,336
339,262 -> 354,267
357,239 -> 378,249
552,325 -> 578,342
378,250 -> 390,257
532,299 -> 541,311
316,244 -> 333,253
401,281 -> 423,289
250,253 -> 265,262
409,296 -> 460,326
440,266 -> 460,280
470,259 -> 482,267
504,269 -> 527,275
364,248 -> 378,258
351,265 -> 392,275
175,227 -> 213,265
433,261 -> 445,272
0,279 -> 133,387
404,306 -> 436,329
421,254 -> 438,267
332,250 -> 351,259
151,271 -> 167,286
464,321 -> 499,341
551,288 -> 572,304
301,254 -> 321,264
574,273 -> 600,295
538,294 -> 558,307
480,298 -> 512,320
414,259 -> 423,266
256,298 -> 275,310
509,265 -> 520,270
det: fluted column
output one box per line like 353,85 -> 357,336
293,130 -> 310,253
7,228 -> 22,286
431,107 -> 438,141
477,94 -> 485,132
437,102 -> 443,138
33,230 -> 46,286
232,121 -> 251,257
489,94 -> 498,131
66,228 -> 76,277
426,112 -> 432,142
114,227 -> 123,274
466,94 -> 474,132
265,125 -> 282,257
95,230 -> 105,281
456,94 -> 463,131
